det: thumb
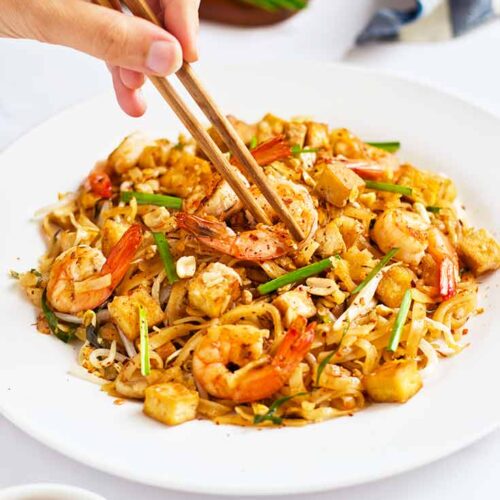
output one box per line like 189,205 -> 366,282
35,0 -> 183,76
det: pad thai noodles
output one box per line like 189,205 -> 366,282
15,114 -> 500,427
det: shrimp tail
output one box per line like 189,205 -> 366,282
439,257 -> 457,301
346,160 -> 386,180
272,317 -> 316,375
101,224 -> 143,288
231,135 -> 291,169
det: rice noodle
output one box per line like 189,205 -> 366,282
118,327 -> 137,358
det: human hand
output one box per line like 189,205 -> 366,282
0,0 -> 200,116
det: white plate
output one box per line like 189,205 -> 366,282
0,483 -> 104,500
1,62 -> 499,496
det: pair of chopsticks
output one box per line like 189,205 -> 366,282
94,0 -> 305,241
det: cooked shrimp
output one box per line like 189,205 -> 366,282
371,208 -> 429,266
192,317 -> 315,403
46,224 -> 143,313
251,175 -> 318,237
176,213 -> 294,261
371,209 -> 459,299
427,227 -> 459,300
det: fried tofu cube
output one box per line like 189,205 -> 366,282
305,121 -> 330,148
458,227 -> 500,275
396,164 -> 456,205
188,263 -> 242,318
376,266 -> 415,308
144,382 -> 199,426
315,221 -> 346,258
108,288 -> 164,341
273,289 -> 316,327
284,121 -> 307,149
364,360 -> 422,403
101,219 -> 129,257
314,161 -> 364,208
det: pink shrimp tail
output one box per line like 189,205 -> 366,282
439,257 -> 457,301
231,135 -> 291,169
101,224 -> 143,288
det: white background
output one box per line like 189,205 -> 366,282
1,0 -> 500,498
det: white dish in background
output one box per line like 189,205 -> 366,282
0,483 -> 104,500
0,62 -> 499,496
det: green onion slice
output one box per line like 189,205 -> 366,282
41,290 -> 75,343
242,0 -> 306,12
152,232 -> 178,285
366,141 -> 401,153
291,145 -> 319,155
426,206 -> 441,213
387,289 -> 412,352
351,248 -> 399,296
364,181 -> 412,196
315,321 -> 350,386
257,257 -> 334,295
253,392 -> 307,425
249,136 -> 258,150
139,304 -> 150,376
120,191 -> 182,210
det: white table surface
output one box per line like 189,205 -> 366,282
1,1 -> 500,498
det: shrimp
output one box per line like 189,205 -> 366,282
251,175 -> 318,237
232,135 -> 292,169
372,209 -> 459,299
371,208 -> 429,266
427,227 -> 459,300
46,224 -> 143,314
176,212 -> 294,261
192,317 -> 315,403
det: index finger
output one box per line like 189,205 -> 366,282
161,0 -> 200,62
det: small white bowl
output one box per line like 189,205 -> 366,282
0,483 -> 105,500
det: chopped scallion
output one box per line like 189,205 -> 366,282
364,180 -> 412,196
366,141 -> 401,153
152,232 -> 178,285
9,270 -> 20,279
41,290 -> 74,343
257,257 -> 334,295
315,321 -> 350,386
139,304 -> 150,376
253,392 -> 307,425
351,248 -> 399,296
249,136 -> 258,150
120,191 -> 182,210
387,289 -> 412,352
291,145 -> 319,155
426,206 -> 441,213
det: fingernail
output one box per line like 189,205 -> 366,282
146,41 -> 181,75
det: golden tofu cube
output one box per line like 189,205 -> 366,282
273,289 -> 316,327
144,382 -> 199,426
188,263 -> 241,318
458,227 -> 500,275
305,121 -> 330,148
376,265 -> 415,308
284,121 -> 307,148
314,161 -> 365,207
364,360 -> 422,403
108,288 -> 164,340
101,219 -> 128,257
315,221 -> 346,258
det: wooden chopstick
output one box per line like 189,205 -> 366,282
94,0 -> 305,241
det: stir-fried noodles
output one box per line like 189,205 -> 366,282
15,114 -> 500,427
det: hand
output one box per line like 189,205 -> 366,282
0,0 -> 200,116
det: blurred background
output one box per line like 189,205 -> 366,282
1,1 -> 500,499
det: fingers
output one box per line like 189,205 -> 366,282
35,0 -> 183,76
161,0 -> 200,62
110,65 -> 147,117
